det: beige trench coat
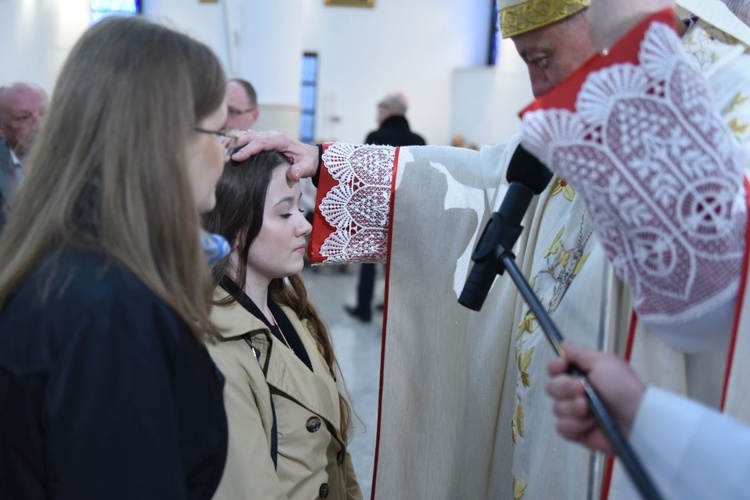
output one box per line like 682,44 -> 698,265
207,289 -> 362,500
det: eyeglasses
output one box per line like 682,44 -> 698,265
195,127 -> 241,161
228,106 -> 255,116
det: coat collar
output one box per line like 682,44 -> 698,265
210,287 -> 342,428
379,114 -> 412,131
211,287 -> 266,339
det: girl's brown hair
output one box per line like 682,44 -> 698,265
0,16 -> 226,338
204,151 -> 352,440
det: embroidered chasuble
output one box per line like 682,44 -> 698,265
521,9 -> 750,499
306,9 -> 750,500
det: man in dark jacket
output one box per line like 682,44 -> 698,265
345,92 -> 425,323
366,92 -> 426,147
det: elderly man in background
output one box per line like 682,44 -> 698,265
345,92 -> 425,323
223,78 -> 259,131
0,82 -> 48,227
234,0 -> 750,497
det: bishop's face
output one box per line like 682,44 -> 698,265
512,13 -> 598,98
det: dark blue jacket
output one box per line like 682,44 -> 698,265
0,249 -> 227,499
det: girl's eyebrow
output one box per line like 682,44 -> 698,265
274,196 -> 295,207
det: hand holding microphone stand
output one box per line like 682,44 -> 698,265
458,146 -> 663,500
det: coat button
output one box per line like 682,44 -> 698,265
337,450 -> 345,465
306,416 -> 321,433
319,483 -> 329,498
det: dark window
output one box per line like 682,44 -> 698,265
91,0 -> 141,24
487,0 -> 500,66
299,52 -> 319,144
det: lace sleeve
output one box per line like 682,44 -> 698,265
520,11 -> 747,326
308,143 -> 396,264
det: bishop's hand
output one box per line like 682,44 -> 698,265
231,130 -> 320,181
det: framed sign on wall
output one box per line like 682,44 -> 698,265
325,0 -> 374,7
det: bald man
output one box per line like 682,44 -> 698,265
224,78 -> 259,131
0,82 -> 48,226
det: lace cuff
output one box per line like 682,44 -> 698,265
307,143 -> 396,264
520,10 -> 747,324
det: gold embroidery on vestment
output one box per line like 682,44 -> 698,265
517,311 -> 536,340
549,178 -> 576,201
512,215 -> 594,458
729,117 -> 750,137
519,347 -> 535,388
513,475 -> 528,499
512,402 -> 525,444
723,92 -> 749,115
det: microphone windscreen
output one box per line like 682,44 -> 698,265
506,145 -> 553,195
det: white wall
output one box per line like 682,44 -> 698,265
0,0 -> 90,93
451,37 -> 534,148
301,0 -> 492,145
0,0 -> 535,147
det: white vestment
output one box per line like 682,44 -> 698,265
631,386 -> 750,499
520,8 -> 750,499
308,9 -> 750,500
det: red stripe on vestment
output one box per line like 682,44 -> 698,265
721,176 -> 750,410
370,145 -> 400,500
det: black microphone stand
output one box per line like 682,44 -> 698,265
460,224 -> 663,500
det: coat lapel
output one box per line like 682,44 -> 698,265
212,289 -> 341,430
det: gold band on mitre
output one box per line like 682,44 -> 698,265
500,0 -> 590,38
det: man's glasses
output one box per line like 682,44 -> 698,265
195,127 -> 241,161
228,106 -> 255,116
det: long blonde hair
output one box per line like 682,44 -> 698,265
0,16 -> 226,338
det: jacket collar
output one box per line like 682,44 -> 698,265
379,114 -> 411,131
210,287 -> 342,428
211,287 -> 267,339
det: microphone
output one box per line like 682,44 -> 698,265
458,145 -> 552,311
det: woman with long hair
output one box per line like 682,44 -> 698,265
0,16 -> 235,499
204,151 -> 362,499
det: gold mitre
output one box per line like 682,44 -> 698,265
498,0 -> 590,38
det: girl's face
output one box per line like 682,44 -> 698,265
186,96 -> 228,213
246,165 -> 312,282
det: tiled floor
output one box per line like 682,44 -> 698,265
302,264 -> 383,499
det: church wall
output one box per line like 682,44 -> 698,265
451,37 -> 534,148
0,0 -> 533,147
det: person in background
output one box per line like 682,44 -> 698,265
344,92 -> 425,323
547,341 -> 750,499
368,92 -> 425,148
0,16 -> 234,499
204,151 -> 361,500
0,81 -> 48,226
224,78 -> 259,131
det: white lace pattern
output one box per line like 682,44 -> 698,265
522,22 -> 747,324
317,143 -> 395,264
